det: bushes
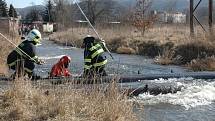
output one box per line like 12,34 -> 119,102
188,57 -> 215,71
116,46 -> 136,54
175,41 -> 215,64
137,41 -> 161,57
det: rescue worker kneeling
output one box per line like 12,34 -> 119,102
7,29 -> 44,79
50,56 -> 71,77
83,36 -> 107,78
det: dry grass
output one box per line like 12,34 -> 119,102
154,48 -> 177,65
0,79 -> 138,121
116,46 -> 136,54
50,24 -> 215,70
0,35 -> 20,75
188,57 -> 215,71
49,25 -> 209,54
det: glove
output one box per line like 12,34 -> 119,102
101,39 -> 105,43
100,39 -> 106,46
37,59 -> 45,65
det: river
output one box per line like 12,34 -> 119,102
36,39 -> 215,121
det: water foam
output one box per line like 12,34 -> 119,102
58,47 -> 78,50
40,55 -> 65,60
136,79 -> 215,109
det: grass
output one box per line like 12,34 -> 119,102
0,32 -> 139,121
116,46 -> 136,54
0,79 -> 138,121
0,35 -> 19,76
50,25 -> 210,53
49,24 -> 215,71
154,48 -> 176,65
188,56 -> 215,71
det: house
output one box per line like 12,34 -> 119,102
21,20 -> 56,33
156,11 -> 187,24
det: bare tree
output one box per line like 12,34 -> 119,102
79,0 -> 115,26
53,0 -> 73,28
165,0 -> 177,12
132,0 -> 156,35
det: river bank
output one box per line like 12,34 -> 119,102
49,25 -> 215,71
1,34 -> 215,121
0,35 -> 138,121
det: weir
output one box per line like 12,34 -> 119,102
0,72 -> 214,96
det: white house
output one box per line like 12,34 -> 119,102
156,11 -> 187,24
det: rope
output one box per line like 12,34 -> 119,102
0,32 -> 37,63
74,0 -> 114,60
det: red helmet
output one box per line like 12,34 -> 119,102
60,56 -> 71,64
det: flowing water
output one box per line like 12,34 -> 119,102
36,39 -> 215,121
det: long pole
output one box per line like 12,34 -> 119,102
190,0 -> 194,36
74,0 -> 114,60
209,0 -> 213,34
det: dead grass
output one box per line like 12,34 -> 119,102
116,46 -> 136,54
154,48 -> 177,65
0,35 -> 20,75
0,79 -> 138,121
49,25 -> 208,54
188,57 -> 215,71
50,25 -> 215,70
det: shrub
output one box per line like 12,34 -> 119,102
188,57 -> 215,71
116,46 -> 136,54
175,41 -> 215,64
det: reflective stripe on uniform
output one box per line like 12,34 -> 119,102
8,59 -> 21,67
84,59 -> 91,63
91,49 -> 104,59
93,60 -> 107,67
89,44 -> 101,51
84,65 -> 92,69
24,67 -> 33,73
15,48 -> 24,56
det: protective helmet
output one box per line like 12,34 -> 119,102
60,56 -> 71,64
83,35 -> 95,44
27,29 -> 42,45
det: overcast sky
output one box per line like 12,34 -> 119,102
6,0 -> 43,8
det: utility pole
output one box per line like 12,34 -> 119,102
209,0 -> 213,34
190,0 -> 213,36
190,0 -> 194,36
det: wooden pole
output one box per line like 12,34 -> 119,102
209,0 -> 213,34
190,0 -> 194,36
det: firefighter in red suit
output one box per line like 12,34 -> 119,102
50,56 -> 71,77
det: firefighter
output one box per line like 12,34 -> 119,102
7,29 -> 44,79
50,55 -> 71,77
83,36 -> 108,77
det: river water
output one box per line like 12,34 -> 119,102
36,39 -> 215,121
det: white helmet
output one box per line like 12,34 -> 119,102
27,29 -> 42,45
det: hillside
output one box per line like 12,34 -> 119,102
15,0 -> 214,19
16,5 -> 45,18
117,0 -> 212,11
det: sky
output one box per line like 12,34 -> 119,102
6,0 -> 44,8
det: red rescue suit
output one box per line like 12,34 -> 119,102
50,56 -> 71,77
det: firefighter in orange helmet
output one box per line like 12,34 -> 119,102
50,56 -> 72,77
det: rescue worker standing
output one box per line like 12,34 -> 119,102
83,36 -> 107,77
50,55 -> 72,77
7,29 -> 44,78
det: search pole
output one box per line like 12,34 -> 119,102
74,0 -> 114,60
